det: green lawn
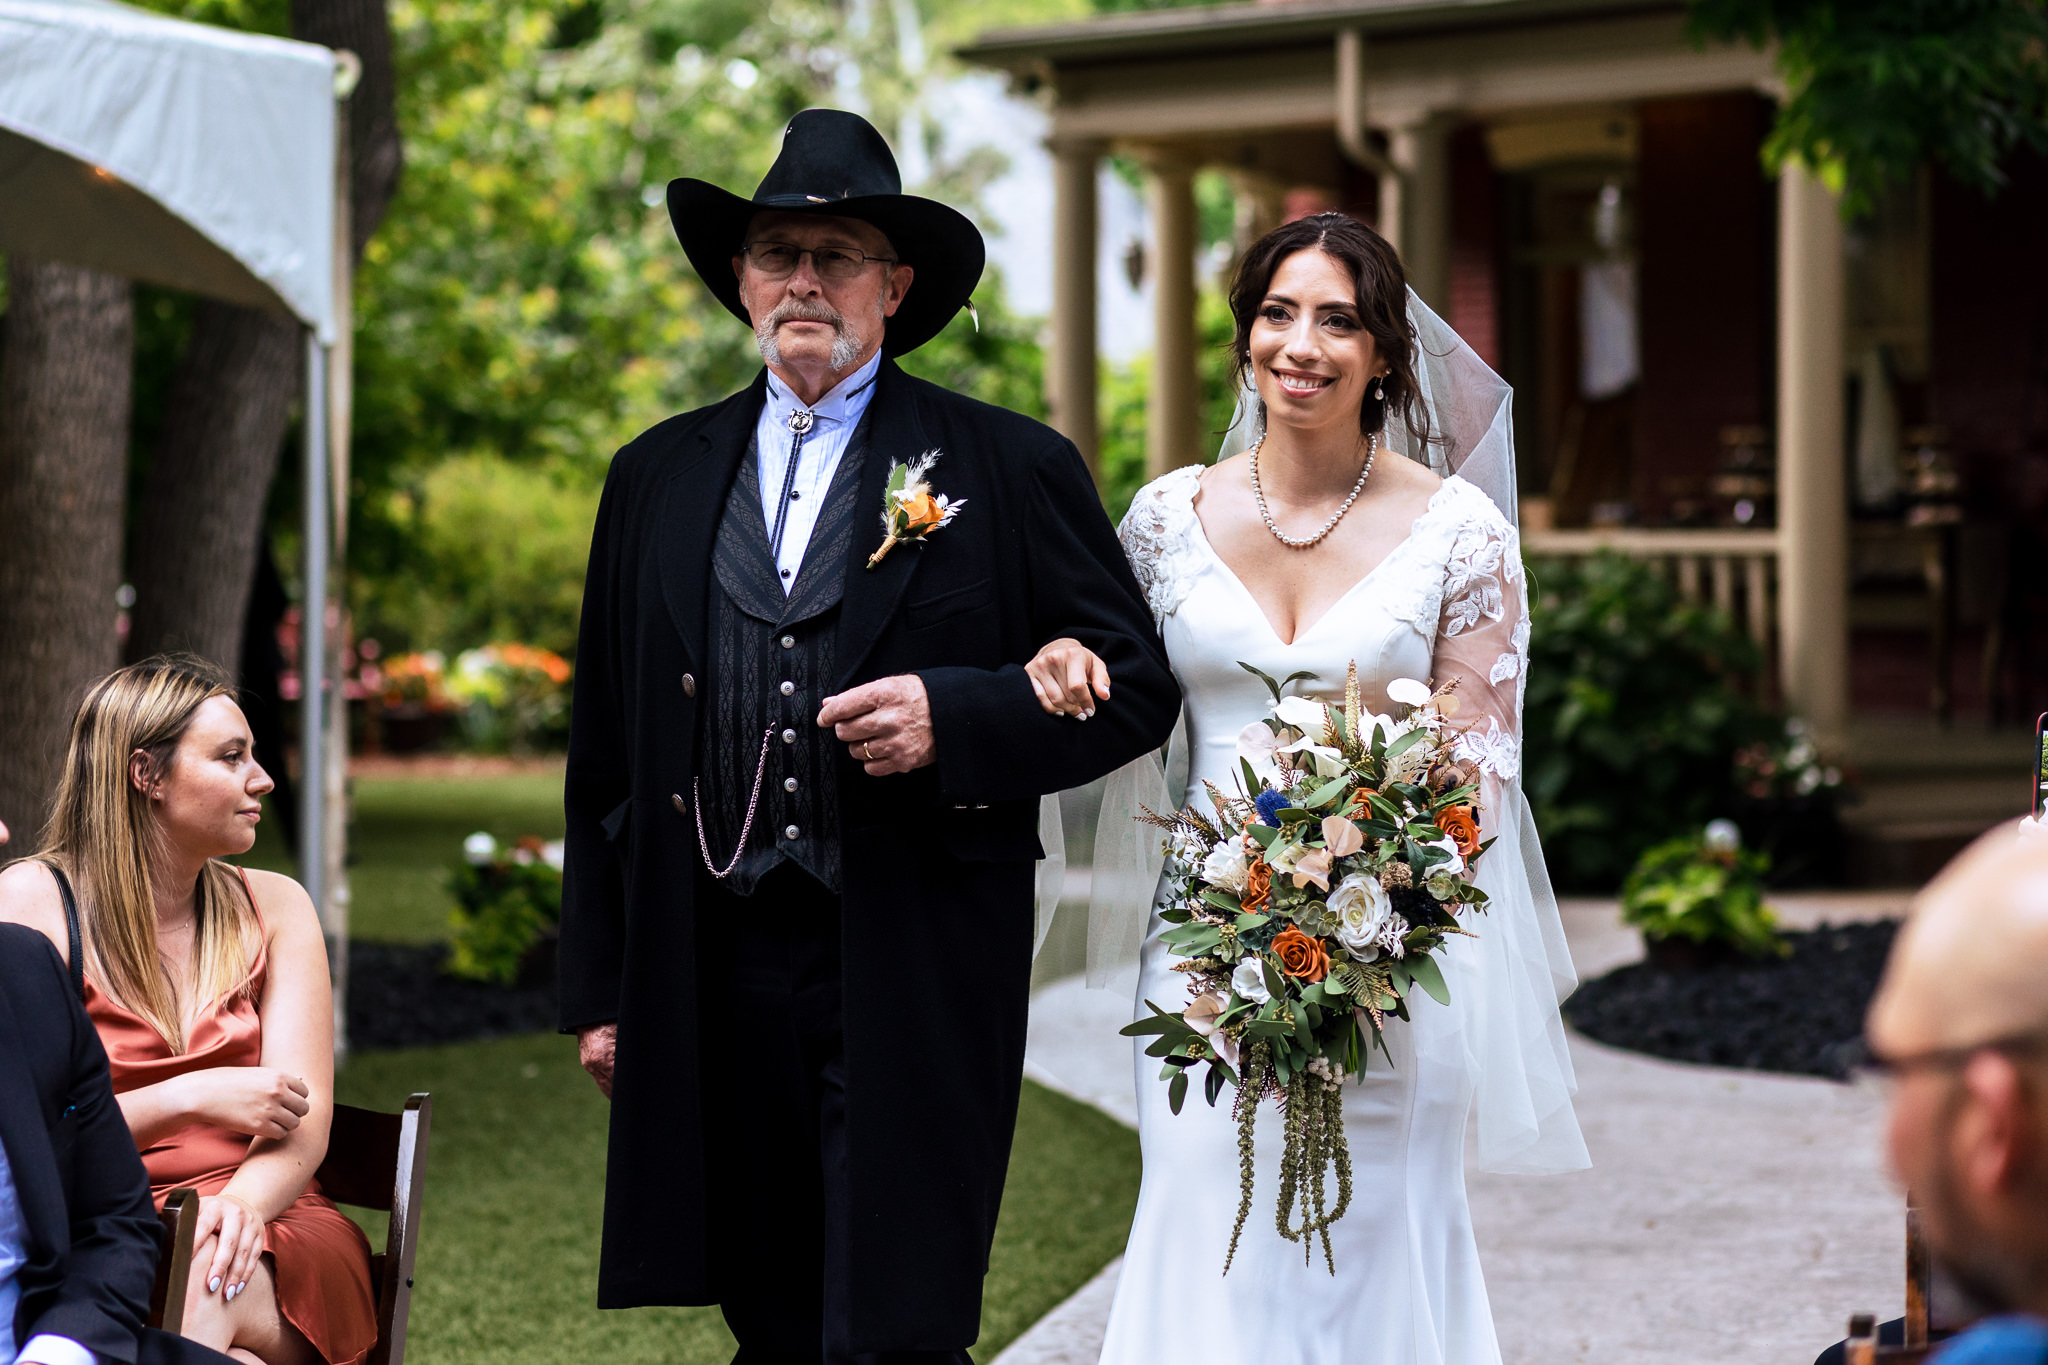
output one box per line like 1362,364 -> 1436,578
339,1034 -> 1138,1365
298,768 -> 1138,1364
245,770 -> 566,943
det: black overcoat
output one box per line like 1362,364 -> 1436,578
558,359 -> 1180,1350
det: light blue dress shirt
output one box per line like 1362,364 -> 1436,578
754,350 -> 883,594
0,1131 -> 96,1365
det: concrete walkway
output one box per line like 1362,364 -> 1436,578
1001,893 -> 1912,1365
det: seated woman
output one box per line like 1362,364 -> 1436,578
0,656 -> 376,1365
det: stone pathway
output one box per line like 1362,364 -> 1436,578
1001,893 -> 1911,1365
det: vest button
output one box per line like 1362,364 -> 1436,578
781,728 -> 797,744
783,824 -> 801,841
779,681 -> 795,696
780,635 -> 795,649
680,673 -> 696,697
783,777 -> 799,792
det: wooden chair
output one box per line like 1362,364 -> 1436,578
1840,1196 -> 1968,1365
152,1094 -> 432,1365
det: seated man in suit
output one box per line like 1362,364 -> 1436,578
1864,822 -> 2048,1364
0,917 -> 232,1365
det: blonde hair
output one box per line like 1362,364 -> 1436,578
31,655 -> 261,1051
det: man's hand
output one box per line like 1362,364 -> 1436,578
817,675 -> 935,776
578,1022 -> 618,1098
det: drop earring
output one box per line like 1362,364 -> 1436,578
1371,376 -> 1385,402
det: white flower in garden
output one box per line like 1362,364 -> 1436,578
1387,677 -> 1432,708
1703,819 -> 1742,853
1273,694 -> 1332,737
1201,838 -> 1251,894
542,839 -> 566,871
462,831 -> 498,866
1330,872 -> 1396,961
1231,955 -> 1271,1004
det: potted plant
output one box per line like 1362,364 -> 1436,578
1620,820 -> 1787,970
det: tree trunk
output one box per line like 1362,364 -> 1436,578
124,0 -> 401,673
0,260 -> 133,838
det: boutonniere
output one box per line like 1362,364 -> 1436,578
867,450 -> 965,568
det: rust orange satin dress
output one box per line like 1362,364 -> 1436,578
88,897 -> 377,1365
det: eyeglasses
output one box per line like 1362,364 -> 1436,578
741,241 -> 896,281
1849,1030 -> 2048,1084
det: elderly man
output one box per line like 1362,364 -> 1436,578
1863,822 -> 2048,1363
558,109 -> 1179,1363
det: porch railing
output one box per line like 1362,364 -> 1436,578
1521,528 -> 1782,647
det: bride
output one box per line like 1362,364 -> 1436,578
1026,212 -> 1587,1364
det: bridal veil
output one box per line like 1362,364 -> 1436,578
1031,287 -> 1589,1176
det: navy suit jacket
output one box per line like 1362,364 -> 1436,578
0,922 -> 231,1365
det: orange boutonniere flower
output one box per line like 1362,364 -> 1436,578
867,450 -> 965,568
1272,926 -> 1331,983
1434,803 -> 1481,858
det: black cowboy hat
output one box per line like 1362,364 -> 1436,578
667,108 -> 985,357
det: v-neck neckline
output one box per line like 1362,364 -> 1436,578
1185,473 -> 1454,648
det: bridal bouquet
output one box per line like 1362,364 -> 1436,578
1120,661 -> 1491,1273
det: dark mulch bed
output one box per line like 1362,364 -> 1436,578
346,940 -> 557,1052
1563,920 -> 1899,1079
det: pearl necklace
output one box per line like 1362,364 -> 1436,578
1248,430 -> 1377,550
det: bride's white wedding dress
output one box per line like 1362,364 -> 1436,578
1092,462 -> 1587,1365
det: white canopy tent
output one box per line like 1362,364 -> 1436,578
0,0 -> 350,1009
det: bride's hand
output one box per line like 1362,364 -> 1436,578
1025,638 -> 1110,719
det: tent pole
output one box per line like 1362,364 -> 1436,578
300,330 -> 328,954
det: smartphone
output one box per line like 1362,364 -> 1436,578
2036,711 -> 2048,819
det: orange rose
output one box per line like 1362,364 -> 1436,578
1434,803 -> 1481,858
897,489 -> 945,533
1271,927 -> 1330,982
1241,857 -> 1272,912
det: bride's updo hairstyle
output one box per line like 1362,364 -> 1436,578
1227,211 -> 1431,454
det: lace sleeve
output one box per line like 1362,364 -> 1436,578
1117,466 -> 1204,627
1429,483 -> 1588,1176
1432,486 -> 1528,786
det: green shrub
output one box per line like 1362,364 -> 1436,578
445,832 -> 563,984
1620,823 -> 1785,959
444,644 -> 574,754
1522,552 -> 1779,891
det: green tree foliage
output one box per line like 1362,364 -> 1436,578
1521,553 -> 1779,891
342,0 -> 1057,658
1688,0 -> 2048,213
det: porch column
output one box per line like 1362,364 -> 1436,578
1775,162 -> 1850,750
1050,138 -> 1102,475
1146,153 -> 1201,478
1388,113 -> 1452,311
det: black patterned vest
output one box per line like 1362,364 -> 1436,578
694,415 -> 871,895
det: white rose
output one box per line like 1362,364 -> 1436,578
1273,694 -> 1332,736
1329,872 -> 1395,961
462,831 -> 498,866
1424,835 -> 1465,877
1201,839 -> 1250,894
1231,956 -> 1271,1004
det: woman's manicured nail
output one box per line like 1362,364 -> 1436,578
209,1276 -> 221,1293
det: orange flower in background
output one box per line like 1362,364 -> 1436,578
1272,927 -> 1330,982
897,489 -> 946,533
1242,857 -> 1272,911
1435,804 -> 1481,857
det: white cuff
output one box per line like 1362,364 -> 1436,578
16,1333 -> 98,1365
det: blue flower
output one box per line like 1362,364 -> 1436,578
1254,789 -> 1289,827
